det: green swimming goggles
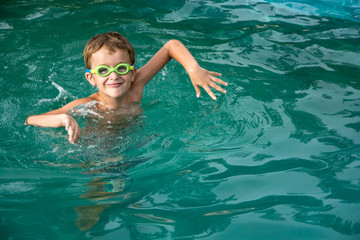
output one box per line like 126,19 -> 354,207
86,63 -> 135,77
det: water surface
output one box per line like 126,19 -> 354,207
1,0 -> 360,239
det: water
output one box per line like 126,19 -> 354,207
1,0 -> 360,239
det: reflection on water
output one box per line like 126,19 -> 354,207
1,0 -> 360,239
75,176 -> 133,231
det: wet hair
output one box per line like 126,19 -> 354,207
83,32 -> 135,68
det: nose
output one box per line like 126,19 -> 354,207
108,70 -> 120,80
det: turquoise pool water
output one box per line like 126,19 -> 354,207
1,0 -> 360,239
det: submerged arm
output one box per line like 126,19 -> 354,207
134,40 -> 228,100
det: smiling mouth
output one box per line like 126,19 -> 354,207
107,82 -> 124,88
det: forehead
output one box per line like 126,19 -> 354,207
90,47 -> 130,67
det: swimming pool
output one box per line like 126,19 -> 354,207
1,0 -> 360,239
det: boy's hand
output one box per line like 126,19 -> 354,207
62,114 -> 80,144
188,66 -> 228,100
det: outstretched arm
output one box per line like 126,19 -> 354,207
25,113 -> 80,144
24,98 -> 89,144
134,40 -> 228,100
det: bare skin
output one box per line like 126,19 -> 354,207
25,40 -> 228,143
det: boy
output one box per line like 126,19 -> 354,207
25,32 -> 228,143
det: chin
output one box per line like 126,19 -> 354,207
109,89 -> 129,98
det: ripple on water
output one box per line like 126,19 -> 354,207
0,0 -> 359,238
0,21 -> 13,30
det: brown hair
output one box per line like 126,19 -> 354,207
83,32 -> 135,68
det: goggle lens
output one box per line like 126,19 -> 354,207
116,64 -> 129,74
97,67 -> 110,76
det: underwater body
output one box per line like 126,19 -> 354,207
1,0 -> 360,239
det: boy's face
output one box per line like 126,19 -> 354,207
85,47 -> 135,101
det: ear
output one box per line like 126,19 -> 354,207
85,72 -> 96,86
131,67 -> 137,83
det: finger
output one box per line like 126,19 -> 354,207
209,82 -> 226,94
73,125 -> 80,143
193,84 -> 201,98
68,127 -> 74,143
209,71 -> 222,77
67,123 -> 77,144
212,76 -> 228,86
203,86 -> 217,100
70,123 -> 80,144
67,125 -> 75,143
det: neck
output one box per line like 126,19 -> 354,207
96,92 -> 129,109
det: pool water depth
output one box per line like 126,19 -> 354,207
0,0 -> 360,239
